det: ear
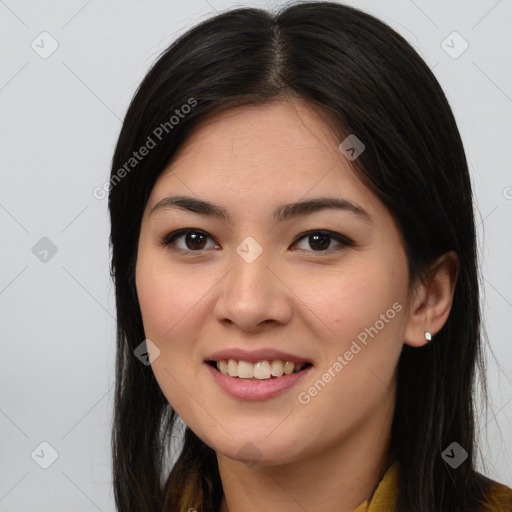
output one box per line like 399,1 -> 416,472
403,250 -> 460,347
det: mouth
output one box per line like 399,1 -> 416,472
204,356 -> 314,401
206,359 -> 313,380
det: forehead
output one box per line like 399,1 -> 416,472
155,100 -> 358,190
146,99 -> 392,231
174,99 -> 341,161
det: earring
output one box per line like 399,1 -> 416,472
425,331 -> 432,341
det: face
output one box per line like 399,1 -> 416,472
135,98 -> 413,466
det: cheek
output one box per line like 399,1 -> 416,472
293,265 -> 406,437
135,258 -> 208,415
136,256 -> 205,344
301,262 -> 408,348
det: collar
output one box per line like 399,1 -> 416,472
353,462 -> 400,511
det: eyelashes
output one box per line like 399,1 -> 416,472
159,228 -> 355,256
292,230 -> 355,252
160,229 -> 219,254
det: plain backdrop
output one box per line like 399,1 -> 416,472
0,0 -> 511,510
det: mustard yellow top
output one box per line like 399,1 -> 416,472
352,462 -> 512,511
352,462 -> 400,511
186,461 -> 512,511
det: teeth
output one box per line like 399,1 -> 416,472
215,359 -> 308,379
270,360 -> 283,377
283,362 -> 294,375
237,360 -> 253,379
254,361 -> 271,379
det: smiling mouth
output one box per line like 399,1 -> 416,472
206,360 -> 313,381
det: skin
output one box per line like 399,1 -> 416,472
135,97 -> 459,512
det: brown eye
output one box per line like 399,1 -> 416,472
182,231 -> 208,250
292,230 -> 354,252
160,228 -> 354,255
161,229 -> 218,252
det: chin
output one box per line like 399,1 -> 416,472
208,433 -> 303,467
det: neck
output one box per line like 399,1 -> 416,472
216,385 -> 395,512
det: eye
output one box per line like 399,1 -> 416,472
160,228 -> 354,255
291,230 -> 354,253
160,229 -> 219,254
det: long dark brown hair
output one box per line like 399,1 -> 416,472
108,2 -> 497,510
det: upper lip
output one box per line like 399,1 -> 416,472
206,348 -> 312,364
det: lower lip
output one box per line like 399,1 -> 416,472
205,363 -> 312,401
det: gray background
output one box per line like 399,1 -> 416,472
1,0 -> 511,510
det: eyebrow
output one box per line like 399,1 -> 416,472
149,195 -> 371,223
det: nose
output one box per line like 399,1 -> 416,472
213,246 -> 293,332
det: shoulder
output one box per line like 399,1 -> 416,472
479,479 -> 512,511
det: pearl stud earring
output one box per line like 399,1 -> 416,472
425,331 -> 432,341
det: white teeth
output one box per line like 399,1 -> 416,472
227,359 -> 238,377
270,360 -> 284,377
237,360 -> 253,379
215,359 -> 309,379
217,360 -> 228,375
283,362 -> 294,375
253,361 -> 271,379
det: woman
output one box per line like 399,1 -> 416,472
108,2 -> 512,511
